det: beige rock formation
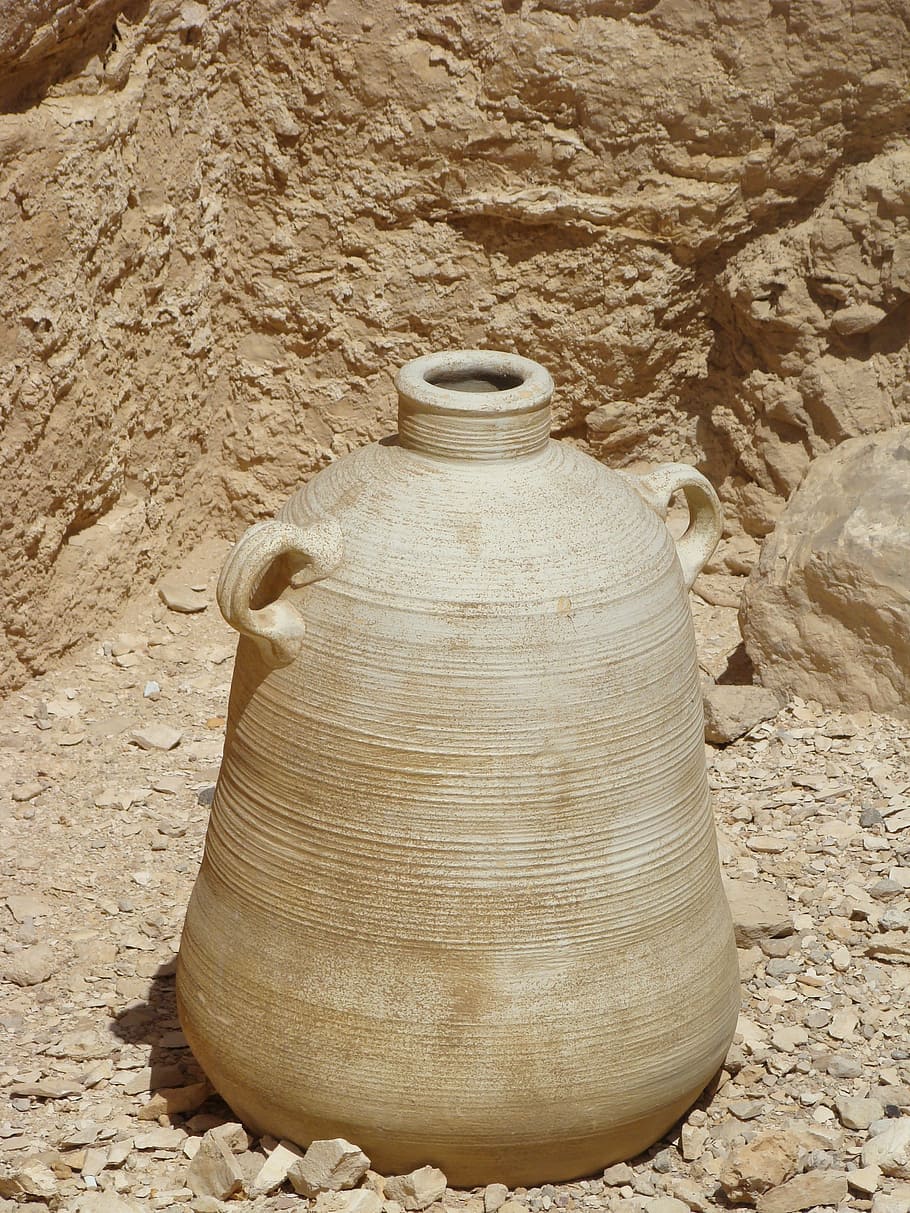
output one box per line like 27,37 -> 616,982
740,427 -> 910,717
3,0 -> 910,693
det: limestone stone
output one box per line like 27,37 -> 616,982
186,1131 -> 245,1200
2,941 -> 56,986
315,1192 -> 384,1213
836,1095 -> 885,1130
250,1140 -> 306,1196
723,879 -> 793,947
720,1131 -> 801,1202
383,1167 -> 448,1211
484,1184 -> 509,1212
741,427 -> 910,718
703,683 -> 783,745
755,1170 -> 848,1213
130,724 -> 183,751
872,1185 -> 910,1213
158,581 -> 208,613
863,1120 -> 910,1178
288,1139 -> 371,1198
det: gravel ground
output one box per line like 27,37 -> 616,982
1,547 -> 909,1213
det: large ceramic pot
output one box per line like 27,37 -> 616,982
177,350 -> 740,1187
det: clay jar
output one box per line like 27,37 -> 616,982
177,350 -> 740,1186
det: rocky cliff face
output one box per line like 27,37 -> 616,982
2,0 -> 910,693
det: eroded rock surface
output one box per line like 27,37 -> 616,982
3,0 -> 910,694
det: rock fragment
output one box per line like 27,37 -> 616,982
2,941 -> 56,985
863,1120 -> 910,1178
703,683 -> 783,744
158,581 -> 208,613
288,1138 -> 371,1197
315,1192 -> 383,1213
383,1166 -> 448,1211
130,723 -> 183,751
137,1080 -> 211,1120
250,1139 -> 306,1196
720,1131 -> 801,1202
186,1129 -> 245,1199
723,879 -> 792,947
485,1183 -> 509,1212
755,1170 -> 848,1213
836,1095 -> 885,1130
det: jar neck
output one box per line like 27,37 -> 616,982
395,350 -> 554,462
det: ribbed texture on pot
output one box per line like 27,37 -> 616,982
397,401 -> 551,460
177,403 -> 739,1186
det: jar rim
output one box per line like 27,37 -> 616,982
396,350 -> 554,416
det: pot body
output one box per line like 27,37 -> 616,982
177,352 -> 739,1186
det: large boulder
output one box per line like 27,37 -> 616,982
740,427 -> 910,717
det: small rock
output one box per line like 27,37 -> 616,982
209,1122 -> 252,1153
703,684 -> 782,745
6,1160 -> 58,1201
830,303 -> 887,335
6,894 -> 53,921
137,1081 -> 212,1120
186,1130 -> 245,1200
73,1193 -> 145,1213
643,1199 -> 688,1213
603,1163 -> 635,1186
872,1185 -> 910,1213
847,1166 -> 882,1196
756,1170 -> 847,1213
485,1184 -> 510,1213
383,1166 -> 448,1211
315,1192 -> 383,1213
827,1054 -> 863,1079
143,681 -> 161,699
772,1025 -> 809,1053
863,1119 -> 910,1178
680,1123 -> 709,1162
836,1096 -> 886,1131
158,581 -> 208,613
288,1139 -> 371,1198
723,879 -> 793,946
130,723 -> 183,751
11,782 -> 45,802
250,1140 -> 306,1196
720,1131 -> 801,1202
3,941 -> 56,986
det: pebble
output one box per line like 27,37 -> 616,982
603,1163 -> 635,1186
130,723 -> 183,751
724,879 -> 792,945
383,1166 -> 448,1211
485,1184 -> 510,1212
827,1054 -> 863,1079
288,1139 -> 371,1198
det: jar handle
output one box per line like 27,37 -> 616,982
634,463 -> 723,590
216,518 -> 344,667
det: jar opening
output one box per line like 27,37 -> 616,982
426,371 -> 525,394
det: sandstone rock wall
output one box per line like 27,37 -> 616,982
3,0 -> 910,693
